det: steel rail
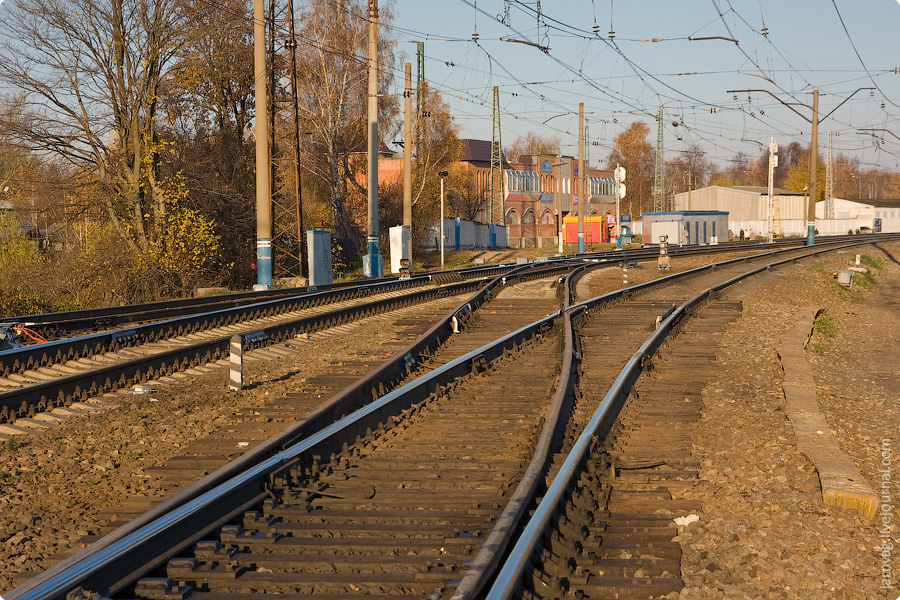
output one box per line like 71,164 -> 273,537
3,238 -> 797,338
5,310 -> 563,600
484,239 -> 877,600
5,260 -> 578,600
1,260 -> 584,422
7,233 -> 892,336
9,263 -> 519,331
5,237 -> 889,598
448,264 -> 581,600
0,276 -> 478,422
447,241 -> 822,599
0,276 -> 438,375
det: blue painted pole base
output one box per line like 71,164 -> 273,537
363,236 -> 383,278
256,238 -> 272,289
578,233 -> 585,254
806,224 -> 815,246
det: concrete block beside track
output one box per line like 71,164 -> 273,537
779,310 -> 877,519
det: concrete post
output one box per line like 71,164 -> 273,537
253,0 -> 272,289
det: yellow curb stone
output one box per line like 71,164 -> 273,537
779,310 -> 877,519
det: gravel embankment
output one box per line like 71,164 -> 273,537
672,241 -> 899,599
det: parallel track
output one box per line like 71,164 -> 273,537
4,237 -> 890,600
0,264 -> 571,424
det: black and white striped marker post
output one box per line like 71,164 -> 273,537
623,264 -> 628,286
230,334 -> 243,391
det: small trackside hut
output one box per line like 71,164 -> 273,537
641,210 -> 729,246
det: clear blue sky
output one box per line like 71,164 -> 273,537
387,0 -> 900,170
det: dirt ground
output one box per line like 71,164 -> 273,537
672,240 -> 900,599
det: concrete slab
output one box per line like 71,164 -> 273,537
51,406 -> 88,417
779,310 -> 878,519
70,402 -> 105,412
31,412 -> 69,424
0,423 -> 41,436
14,417 -> 54,430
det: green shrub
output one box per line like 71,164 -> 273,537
815,312 -> 837,338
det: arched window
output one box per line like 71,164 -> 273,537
506,209 -> 519,225
522,210 -> 536,224
540,210 -> 554,224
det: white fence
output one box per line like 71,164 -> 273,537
428,218 -> 509,250
729,218 -> 862,238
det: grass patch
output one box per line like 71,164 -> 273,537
859,254 -> 884,270
854,270 -> 876,290
815,311 -> 837,338
7,436 -> 21,450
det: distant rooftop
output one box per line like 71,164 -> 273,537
839,198 -> 900,208
460,139 -> 508,165
731,185 -> 805,196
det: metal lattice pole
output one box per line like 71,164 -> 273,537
490,86 -> 503,225
654,108 -> 665,212
825,131 -> 835,219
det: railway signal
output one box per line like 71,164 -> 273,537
615,166 -> 626,249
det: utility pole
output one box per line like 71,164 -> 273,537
253,0 -> 272,289
685,169 -> 692,210
416,41 -> 425,154
825,131 -> 835,219
577,103 -> 585,253
554,149 -> 564,254
767,136 -> 778,243
584,123 -> 591,244
403,62 -> 413,262
727,87 -> 873,246
654,108 -> 665,212
286,0 -> 305,278
489,87 -> 503,225
363,0 -> 382,277
439,170 -> 448,266
808,90 -> 818,246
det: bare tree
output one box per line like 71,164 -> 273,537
295,0 -> 398,244
506,132 -> 561,163
0,0 -> 182,252
607,121 -> 654,215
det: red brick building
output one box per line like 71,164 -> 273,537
456,140 -> 618,247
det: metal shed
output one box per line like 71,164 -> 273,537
641,211 -> 729,246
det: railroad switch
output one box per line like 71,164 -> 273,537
0,324 -> 21,351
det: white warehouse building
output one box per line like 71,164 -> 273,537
815,198 -> 900,234
672,185 -> 808,236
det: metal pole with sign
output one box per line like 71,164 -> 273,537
614,165 -> 626,250
439,170 -> 448,266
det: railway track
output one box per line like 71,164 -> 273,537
0,263 -> 579,426
3,238 -> 885,600
3,238 -> 800,352
84,270 -> 570,535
